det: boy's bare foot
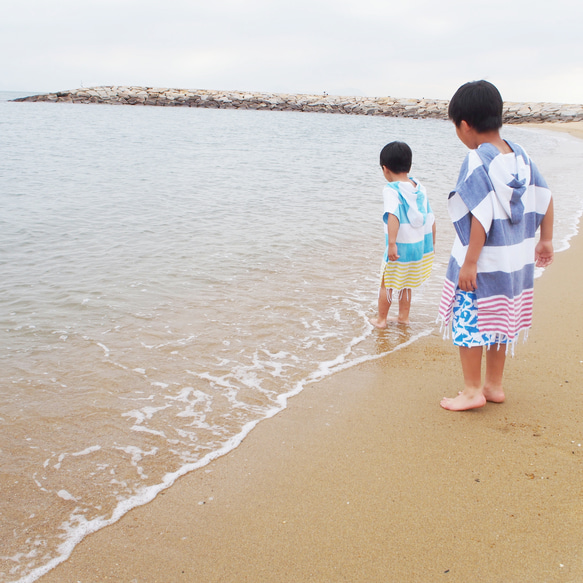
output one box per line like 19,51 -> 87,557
440,391 -> 487,411
483,386 -> 505,403
369,317 -> 387,329
387,316 -> 410,325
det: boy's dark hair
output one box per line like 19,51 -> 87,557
448,80 -> 503,132
379,141 -> 412,173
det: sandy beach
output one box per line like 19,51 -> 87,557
524,120 -> 583,140
39,123 -> 583,583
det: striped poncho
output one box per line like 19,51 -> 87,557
437,140 -> 552,344
381,179 -> 435,292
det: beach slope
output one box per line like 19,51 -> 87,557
40,131 -> 583,583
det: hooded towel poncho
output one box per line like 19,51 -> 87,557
381,179 -> 435,292
437,140 -> 552,344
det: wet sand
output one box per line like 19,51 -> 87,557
39,123 -> 583,583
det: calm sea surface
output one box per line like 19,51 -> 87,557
1,91 -> 582,582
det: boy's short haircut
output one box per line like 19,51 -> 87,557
380,141 -> 412,174
448,80 -> 503,133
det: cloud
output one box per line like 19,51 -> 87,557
1,0 -> 582,102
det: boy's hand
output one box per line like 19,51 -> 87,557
458,261 -> 478,291
388,243 -> 400,261
459,216 -> 484,292
535,240 -> 554,267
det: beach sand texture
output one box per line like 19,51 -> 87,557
39,124 -> 583,583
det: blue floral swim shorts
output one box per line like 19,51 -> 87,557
452,290 -> 510,347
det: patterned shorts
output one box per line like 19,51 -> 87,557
452,290 -> 510,348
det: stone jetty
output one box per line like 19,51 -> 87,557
12,86 -> 583,124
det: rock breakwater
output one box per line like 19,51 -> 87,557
12,86 -> 583,124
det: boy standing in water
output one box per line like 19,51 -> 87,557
438,80 -> 554,411
370,141 -> 435,328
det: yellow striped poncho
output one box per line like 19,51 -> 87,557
380,178 -> 435,292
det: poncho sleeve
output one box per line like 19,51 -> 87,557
382,184 -> 403,224
448,150 -> 494,245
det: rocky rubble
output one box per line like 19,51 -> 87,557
12,86 -> 583,124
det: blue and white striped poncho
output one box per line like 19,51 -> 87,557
381,178 -> 435,292
438,140 -> 552,344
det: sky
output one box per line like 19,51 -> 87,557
2,0 -> 582,104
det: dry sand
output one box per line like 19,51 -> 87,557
39,124 -> 583,583
523,120 -> 583,140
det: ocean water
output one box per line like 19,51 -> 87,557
1,91 -> 582,582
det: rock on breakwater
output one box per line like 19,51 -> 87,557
12,86 -> 583,124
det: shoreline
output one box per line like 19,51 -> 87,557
523,120 -> 583,140
35,123 -> 583,582
12,86 -> 583,124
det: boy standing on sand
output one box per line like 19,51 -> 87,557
438,80 -> 554,411
370,141 -> 435,328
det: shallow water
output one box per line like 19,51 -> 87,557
1,93 -> 581,582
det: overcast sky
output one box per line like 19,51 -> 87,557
2,0 -> 582,103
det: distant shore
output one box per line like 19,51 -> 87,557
13,86 -> 583,124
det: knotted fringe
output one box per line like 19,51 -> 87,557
383,287 -> 412,303
436,314 -> 530,357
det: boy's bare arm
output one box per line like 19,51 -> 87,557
459,216 -> 486,291
535,197 -> 554,267
387,213 -> 400,261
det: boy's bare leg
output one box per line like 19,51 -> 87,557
369,286 -> 391,329
390,288 -> 411,324
483,345 -> 506,402
440,346 -> 487,410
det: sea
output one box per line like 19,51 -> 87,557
1,90 -> 582,582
